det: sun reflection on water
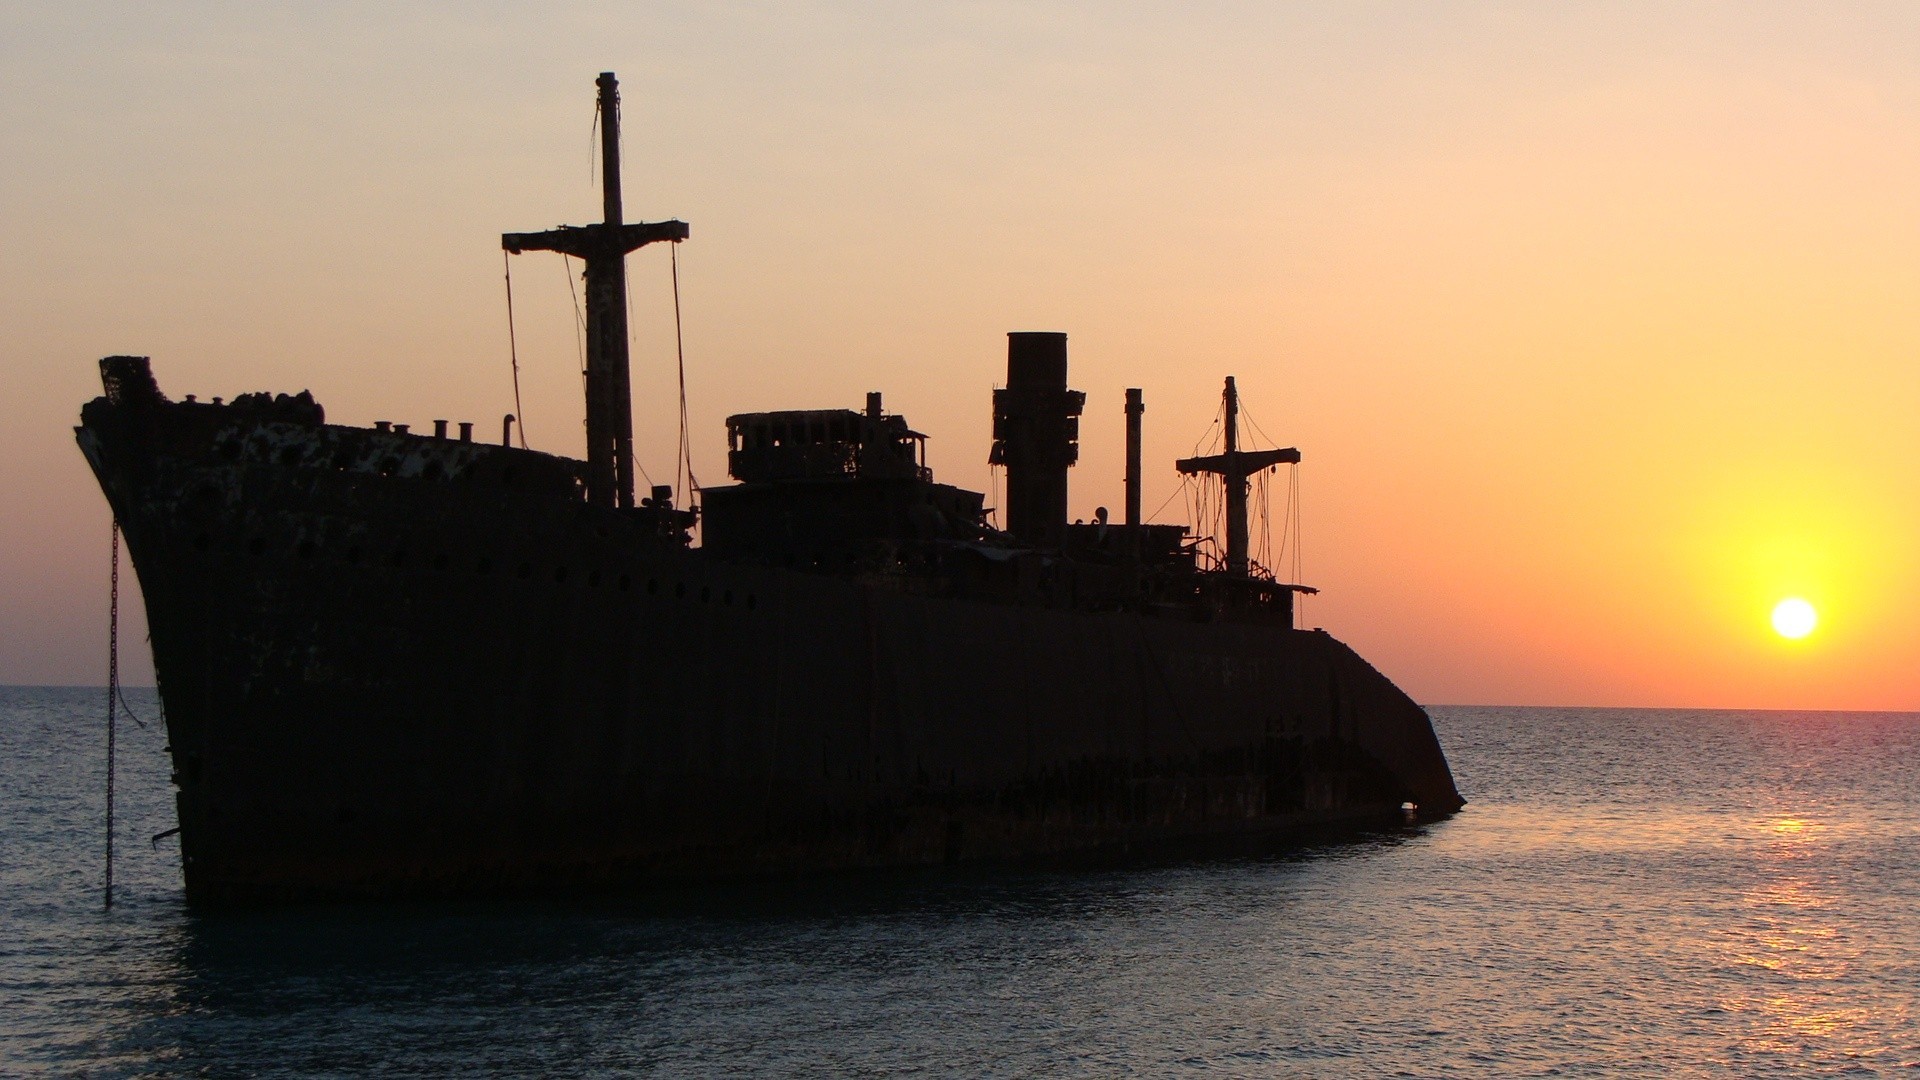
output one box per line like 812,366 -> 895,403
1713,813 -> 1889,1060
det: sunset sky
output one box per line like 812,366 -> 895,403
4,2 -> 1918,708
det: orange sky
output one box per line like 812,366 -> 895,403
4,3 -> 1918,707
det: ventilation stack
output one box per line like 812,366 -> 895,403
990,332 -> 1085,549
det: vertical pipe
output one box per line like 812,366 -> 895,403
1123,388 -> 1143,526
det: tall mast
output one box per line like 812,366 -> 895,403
600,71 -> 624,229
595,73 -> 636,510
1176,376 -> 1299,577
1123,388 -> 1143,526
503,72 -> 689,509
1223,377 -> 1246,575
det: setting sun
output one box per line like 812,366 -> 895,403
1772,598 -> 1818,640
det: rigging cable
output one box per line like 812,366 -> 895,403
671,242 -> 699,502
1254,466 -> 1271,577
1144,481 -> 1184,525
1179,403 -> 1225,567
103,520 -> 119,911
1236,396 -> 1306,623
590,95 -> 601,186
561,254 -> 588,397
503,252 -> 528,448
618,266 -> 658,492
1291,462 -> 1304,626
1239,399 -> 1282,456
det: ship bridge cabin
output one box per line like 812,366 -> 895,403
699,393 -> 987,569
725,396 -> 927,484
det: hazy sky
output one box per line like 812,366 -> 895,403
5,2 -> 1918,707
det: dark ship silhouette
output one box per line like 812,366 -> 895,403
77,74 -> 1461,905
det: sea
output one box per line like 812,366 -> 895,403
3,686 -> 1917,1077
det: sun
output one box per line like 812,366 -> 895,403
1771,597 -> 1818,640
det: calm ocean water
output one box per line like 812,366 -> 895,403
3,686 -> 1917,1076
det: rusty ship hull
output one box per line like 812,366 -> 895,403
78,382 -> 1461,905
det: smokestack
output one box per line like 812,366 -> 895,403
1124,388 -> 1143,526
990,332 -> 1085,548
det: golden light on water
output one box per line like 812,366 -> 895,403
1772,598 -> 1818,640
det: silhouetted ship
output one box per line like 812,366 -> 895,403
76,74 -> 1460,905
